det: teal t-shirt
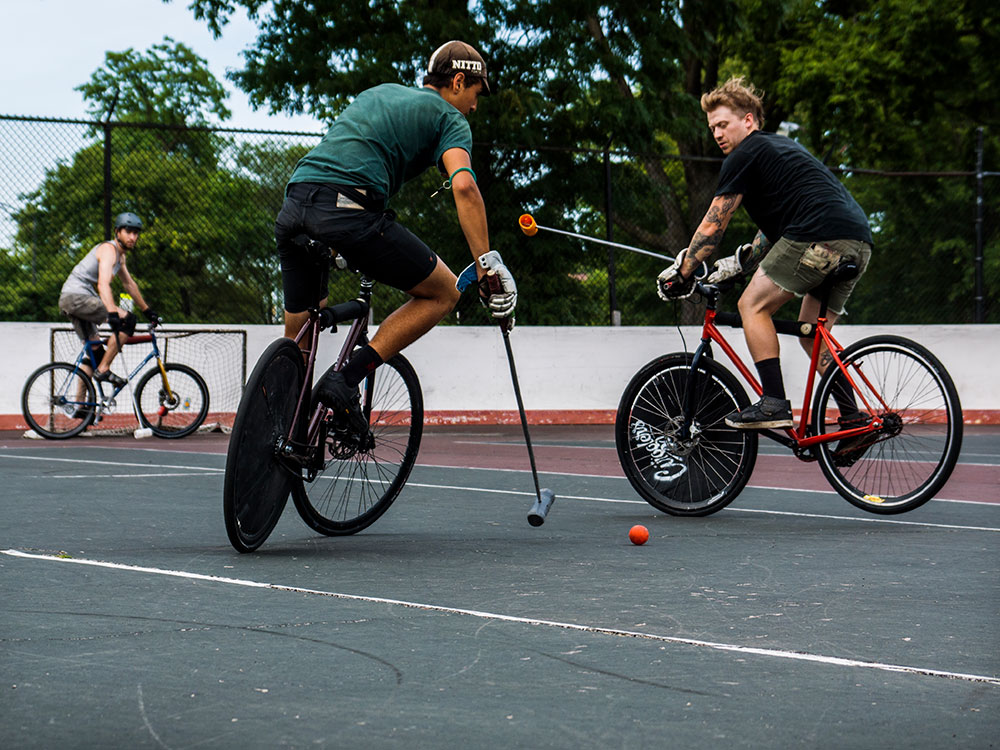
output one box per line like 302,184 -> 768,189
289,84 -> 473,200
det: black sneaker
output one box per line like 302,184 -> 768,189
72,408 -> 92,420
834,411 -> 874,467
316,369 -> 369,439
94,369 -> 127,389
725,396 -> 794,429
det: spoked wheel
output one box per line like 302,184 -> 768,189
135,363 -> 210,438
292,354 -> 423,535
813,335 -> 963,514
21,363 -> 96,439
615,353 -> 758,516
223,338 -> 304,552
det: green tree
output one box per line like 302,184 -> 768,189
7,39 -> 311,324
180,0 -> 999,324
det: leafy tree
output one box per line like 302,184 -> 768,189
6,39 -> 311,324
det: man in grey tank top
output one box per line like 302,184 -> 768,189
58,212 -> 160,388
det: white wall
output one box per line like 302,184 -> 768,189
3,322 -> 998,422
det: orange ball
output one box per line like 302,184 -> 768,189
628,524 -> 649,545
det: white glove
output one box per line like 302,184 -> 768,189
706,244 -> 753,284
477,250 -> 517,318
656,249 -> 696,301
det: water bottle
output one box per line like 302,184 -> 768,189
119,293 -> 134,313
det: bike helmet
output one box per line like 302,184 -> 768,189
114,212 -> 143,231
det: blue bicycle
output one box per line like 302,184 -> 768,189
21,322 -> 209,439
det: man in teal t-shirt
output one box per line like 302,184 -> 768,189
275,41 -> 517,439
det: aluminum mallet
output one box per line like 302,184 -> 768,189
518,213 -> 671,260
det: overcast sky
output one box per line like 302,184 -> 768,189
1,0 -> 322,133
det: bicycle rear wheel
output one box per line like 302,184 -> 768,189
292,354 -> 423,535
21,363 -> 96,439
615,353 -> 758,516
135,363 -> 210,438
223,338 -> 304,552
812,335 -> 963,514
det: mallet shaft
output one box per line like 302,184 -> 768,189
533,223 -> 671,261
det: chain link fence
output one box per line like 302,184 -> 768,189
1,114 -> 996,327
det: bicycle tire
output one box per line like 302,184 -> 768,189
135,363 -> 210,438
223,338 -> 304,552
812,335 -> 963,514
292,354 -> 423,535
615,353 -> 758,516
21,362 -> 96,439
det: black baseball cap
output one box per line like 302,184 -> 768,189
427,41 -> 491,95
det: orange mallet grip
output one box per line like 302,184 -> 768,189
518,213 -> 538,236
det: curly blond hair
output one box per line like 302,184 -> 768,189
700,77 -> 765,128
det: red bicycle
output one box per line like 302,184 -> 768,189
615,261 -> 963,516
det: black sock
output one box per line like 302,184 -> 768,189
830,371 -> 859,415
341,345 -> 383,388
754,358 -> 785,400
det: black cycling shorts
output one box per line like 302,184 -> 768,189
275,182 -> 439,313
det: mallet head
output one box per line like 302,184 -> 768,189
527,488 -> 556,526
518,214 -> 538,236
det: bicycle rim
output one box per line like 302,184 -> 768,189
136,363 -> 210,438
223,339 -> 304,552
21,363 -> 96,439
292,354 -> 423,535
813,336 -> 963,514
615,354 -> 757,516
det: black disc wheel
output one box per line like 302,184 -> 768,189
223,338 -> 304,552
292,354 -> 423,535
813,335 -> 963,514
615,353 -> 758,516
21,363 -> 96,439
135,363 -> 210,438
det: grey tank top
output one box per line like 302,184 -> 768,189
61,242 -> 122,296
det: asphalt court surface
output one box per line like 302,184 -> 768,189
1,426 -> 998,748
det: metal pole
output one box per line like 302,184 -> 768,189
103,121 -> 112,240
604,139 -> 620,326
974,127 -> 985,323
102,89 -> 119,241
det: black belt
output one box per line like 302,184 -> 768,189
289,181 -> 386,212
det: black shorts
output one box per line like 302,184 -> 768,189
275,182 -> 439,313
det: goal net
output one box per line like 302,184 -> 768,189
49,327 -> 246,436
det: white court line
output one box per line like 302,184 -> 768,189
452,440 -> 1000,467
3,548 -> 997,687
31,473 -> 217,479
0,453 -> 222,473
2,453 -> 996,530
3,451 -> 994,507
418,461 -> 999,509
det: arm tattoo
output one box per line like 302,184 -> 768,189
690,194 -> 740,264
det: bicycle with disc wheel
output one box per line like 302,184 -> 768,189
615,259 -> 963,517
223,238 -> 423,553
21,320 -> 209,439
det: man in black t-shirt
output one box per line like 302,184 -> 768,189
657,77 -> 873,430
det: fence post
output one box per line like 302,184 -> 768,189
102,120 -> 112,240
604,138 -> 620,326
101,90 -> 119,241
974,127 -> 985,323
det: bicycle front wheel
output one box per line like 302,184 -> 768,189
135,363 -> 210,438
223,338 -> 304,552
615,353 -> 758,516
292,354 -> 423,535
21,363 -> 96,439
813,335 -> 963,514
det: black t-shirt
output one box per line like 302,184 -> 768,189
715,130 -> 872,244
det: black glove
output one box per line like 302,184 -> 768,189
143,307 -> 161,326
107,311 -> 122,333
